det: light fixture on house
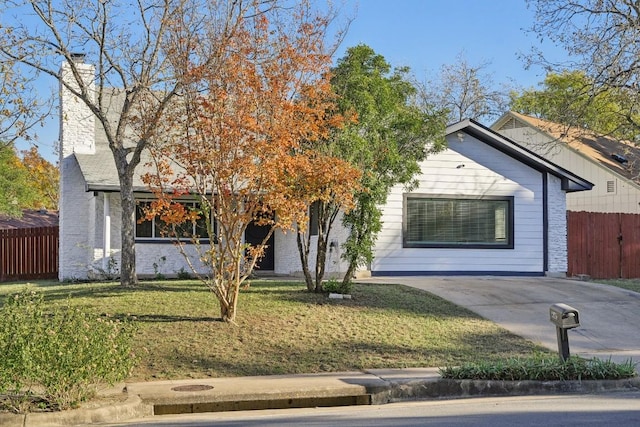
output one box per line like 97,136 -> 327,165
456,164 -> 465,169
457,132 -> 465,142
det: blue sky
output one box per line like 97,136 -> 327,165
23,0 -> 559,163
336,0 -> 556,88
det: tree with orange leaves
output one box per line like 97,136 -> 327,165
20,146 -> 59,209
143,1 -> 358,322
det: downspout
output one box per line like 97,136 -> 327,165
103,192 -> 111,271
542,173 -> 549,273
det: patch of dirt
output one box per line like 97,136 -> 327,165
0,384 -> 129,414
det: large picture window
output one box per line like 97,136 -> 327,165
403,195 -> 514,248
135,200 -> 214,242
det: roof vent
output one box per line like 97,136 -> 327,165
611,153 -> 628,164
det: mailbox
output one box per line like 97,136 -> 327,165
549,303 -> 580,362
549,303 -> 580,329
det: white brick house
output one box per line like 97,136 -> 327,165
57,61 -> 351,281
58,61 -> 593,280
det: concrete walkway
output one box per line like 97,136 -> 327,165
360,276 -> 640,364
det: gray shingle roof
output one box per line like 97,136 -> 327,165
74,148 -> 153,192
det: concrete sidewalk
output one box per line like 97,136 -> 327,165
361,276 -> 640,363
3,367 -> 639,427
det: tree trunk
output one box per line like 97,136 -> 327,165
116,161 -> 138,287
219,281 -> 239,322
220,302 -> 236,322
296,225 -> 315,291
314,231 -> 328,293
342,262 -> 357,287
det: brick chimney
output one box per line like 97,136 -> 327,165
59,55 -> 96,160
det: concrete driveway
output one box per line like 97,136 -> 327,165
360,276 -> 640,364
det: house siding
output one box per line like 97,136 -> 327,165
371,132 -> 549,275
497,125 -> 640,214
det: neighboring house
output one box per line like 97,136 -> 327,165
492,111 -> 640,214
58,60 -> 593,280
0,209 -> 58,229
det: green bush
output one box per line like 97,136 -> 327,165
323,278 -> 352,295
440,354 -> 637,381
0,290 -> 136,412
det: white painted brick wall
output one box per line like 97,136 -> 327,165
275,213 -> 351,279
58,61 -> 96,281
58,159 -> 95,280
59,62 -> 95,157
547,174 -> 568,275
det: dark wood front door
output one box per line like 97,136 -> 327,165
245,222 -> 275,271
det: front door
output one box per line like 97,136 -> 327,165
245,222 -> 275,271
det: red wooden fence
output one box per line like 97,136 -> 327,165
567,211 -> 640,279
0,226 -> 58,282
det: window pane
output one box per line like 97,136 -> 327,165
135,203 -> 153,238
405,197 -> 511,247
135,199 -> 216,241
309,201 -> 319,236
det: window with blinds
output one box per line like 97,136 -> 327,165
403,195 -> 514,248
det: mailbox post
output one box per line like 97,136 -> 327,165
549,303 -> 580,362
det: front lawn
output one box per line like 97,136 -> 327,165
0,280 -> 549,381
596,279 -> 640,293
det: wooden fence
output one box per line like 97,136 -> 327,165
0,226 -> 58,282
567,211 -> 640,279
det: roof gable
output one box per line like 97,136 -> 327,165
448,119 -> 593,192
493,111 -> 640,185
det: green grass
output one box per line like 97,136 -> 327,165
596,279 -> 640,293
441,354 -> 637,381
0,280 -> 550,381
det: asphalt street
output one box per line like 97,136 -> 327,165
99,391 -> 640,427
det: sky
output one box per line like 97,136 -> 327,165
336,0 -> 557,88
18,0 -> 560,164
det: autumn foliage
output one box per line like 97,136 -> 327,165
143,2 -> 360,322
0,145 -> 58,216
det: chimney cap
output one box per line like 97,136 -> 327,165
70,52 -> 86,62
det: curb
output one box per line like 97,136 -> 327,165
1,376 -> 639,426
372,377 -> 640,404
0,393 -> 152,427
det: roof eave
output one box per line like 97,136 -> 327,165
448,119 -> 594,193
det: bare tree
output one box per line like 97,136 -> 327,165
416,52 -> 508,124
0,56 -> 50,148
0,0 -> 266,286
525,0 -> 640,137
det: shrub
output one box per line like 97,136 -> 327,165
0,290 -> 136,412
176,267 -> 192,280
323,278 -> 352,295
440,354 -> 637,381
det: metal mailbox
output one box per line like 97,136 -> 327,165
549,303 -> 580,361
549,303 -> 580,329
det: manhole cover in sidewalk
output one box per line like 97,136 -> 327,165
171,384 -> 214,392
